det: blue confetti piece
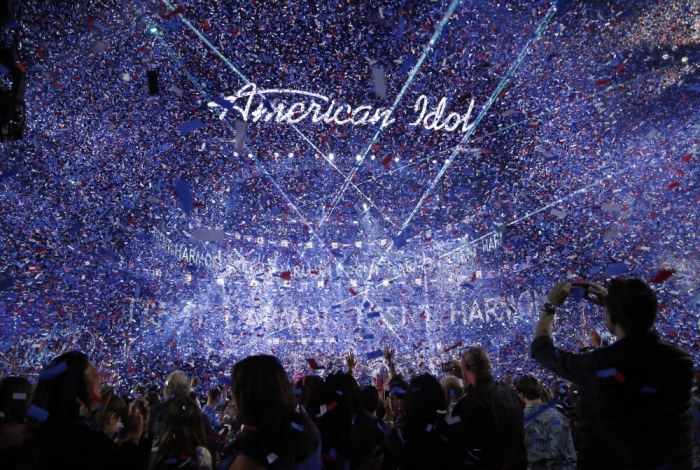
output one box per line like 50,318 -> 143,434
162,20 -> 181,31
0,276 -> 13,292
217,376 -> 231,387
291,421 -> 304,431
39,361 -> 68,381
571,286 -> 584,302
587,265 -> 601,276
392,227 -> 413,250
178,118 -> 204,135
27,405 -> 49,422
398,54 -> 416,75
605,261 -> 627,277
396,16 -> 405,42
367,311 -> 380,318
174,178 -> 193,214
597,368 -> 616,378
366,349 -> 383,360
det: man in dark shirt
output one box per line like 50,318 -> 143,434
532,278 -> 694,469
450,346 -> 527,469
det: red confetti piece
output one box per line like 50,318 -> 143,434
164,5 -> 183,18
349,288 -> 358,296
667,182 -> 680,190
615,62 -> 626,74
381,155 -> 392,170
595,79 -> 610,86
681,154 -> 692,163
280,271 -> 291,280
650,269 -> 675,284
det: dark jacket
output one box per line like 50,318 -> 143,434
531,331 -> 693,469
385,414 -> 452,470
450,377 -> 527,469
19,420 -> 149,470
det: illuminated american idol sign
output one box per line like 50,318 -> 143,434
208,83 -> 476,133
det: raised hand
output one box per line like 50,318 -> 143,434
547,281 -> 571,306
582,281 -> 607,307
382,346 -> 394,361
346,352 -> 357,373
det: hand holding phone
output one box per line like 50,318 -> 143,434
575,281 -> 607,306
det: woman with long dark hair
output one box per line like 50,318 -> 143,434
152,395 -> 212,469
20,350 -> 150,470
319,372 -> 382,470
385,374 -> 451,470
219,355 -> 321,470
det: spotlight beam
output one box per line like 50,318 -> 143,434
361,3 -> 558,289
332,170 -> 620,308
317,0 -> 464,230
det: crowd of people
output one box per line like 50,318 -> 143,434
1,278 -> 697,469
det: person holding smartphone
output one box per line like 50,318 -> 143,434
532,278 -> 693,469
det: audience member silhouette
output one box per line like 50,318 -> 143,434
533,278 -> 694,469
19,350 -> 150,470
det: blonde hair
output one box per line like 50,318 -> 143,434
463,347 -> 493,378
165,371 -> 191,398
